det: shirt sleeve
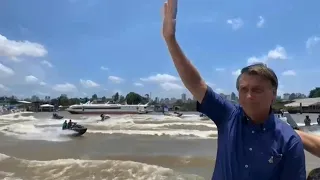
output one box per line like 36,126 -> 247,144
279,138 -> 306,180
196,85 -> 236,127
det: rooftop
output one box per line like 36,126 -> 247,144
284,97 -> 320,107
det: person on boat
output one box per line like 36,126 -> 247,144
62,120 -> 67,130
304,115 -> 311,126
67,119 -> 72,129
161,0 -> 306,179
100,114 -> 105,121
317,115 -> 320,125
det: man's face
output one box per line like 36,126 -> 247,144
238,73 -> 276,118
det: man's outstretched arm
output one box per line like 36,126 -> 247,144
165,38 -> 207,103
162,0 -> 235,126
296,130 -> 320,158
162,0 -> 206,103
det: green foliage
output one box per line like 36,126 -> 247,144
309,87 -> 320,98
125,92 -> 148,104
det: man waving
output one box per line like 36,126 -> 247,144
162,0 -> 306,179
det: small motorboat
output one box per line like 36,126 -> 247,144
163,112 -> 183,117
52,113 -> 64,119
100,114 -> 110,122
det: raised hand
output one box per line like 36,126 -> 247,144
162,0 -> 178,40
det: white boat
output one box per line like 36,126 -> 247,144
66,101 -> 152,114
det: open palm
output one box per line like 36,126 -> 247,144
162,0 -> 178,39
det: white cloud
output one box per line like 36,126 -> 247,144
206,82 -> 215,87
25,75 -> 39,84
100,66 -> 109,71
160,82 -> 183,91
306,36 -> 320,50
134,82 -> 144,87
215,68 -> 225,72
256,16 -> 265,28
232,69 -> 241,76
33,90 -> 49,96
140,74 -> 183,91
247,45 -> 287,65
0,63 -> 14,77
268,46 -> 287,60
108,76 -> 124,83
80,79 -> 100,88
0,84 -> 9,91
282,70 -> 296,76
226,18 -> 244,30
52,83 -> 77,92
39,81 -> 46,86
0,34 -> 47,59
140,74 -> 179,83
215,88 -> 224,93
41,60 -> 53,68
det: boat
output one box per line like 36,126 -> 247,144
64,123 -> 87,136
52,113 -> 64,119
280,112 -> 320,132
66,101 -> 152,114
99,114 -> 111,121
163,112 -> 183,117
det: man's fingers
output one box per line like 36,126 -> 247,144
167,0 -> 177,19
172,0 -> 177,19
163,2 -> 168,18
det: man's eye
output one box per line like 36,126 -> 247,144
252,89 -> 263,93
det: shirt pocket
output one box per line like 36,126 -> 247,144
253,148 -> 283,176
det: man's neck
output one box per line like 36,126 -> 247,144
249,111 -> 270,124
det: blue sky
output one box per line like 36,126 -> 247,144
0,0 -> 319,99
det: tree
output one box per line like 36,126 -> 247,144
125,92 -> 147,104
289,93 -> 296,100
112,92 -> 119,102
119,95 -> 125,103
59,94 -> 69,106
91,94 -> 98,100
309,87 -> 320,98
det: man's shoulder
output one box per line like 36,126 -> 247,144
274,118 -> 302,147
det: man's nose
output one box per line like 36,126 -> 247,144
246,92 -> 253,99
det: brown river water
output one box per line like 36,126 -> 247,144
0,111 -> 319,180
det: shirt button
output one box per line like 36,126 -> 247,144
252,130 -> 255,134
245,165 -> 249,168
263,128 -> 266,131
249,148 -> 252,151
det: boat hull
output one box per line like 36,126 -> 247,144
52,116 -> 64,119
71,128 -> 87,136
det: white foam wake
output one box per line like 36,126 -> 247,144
0,153 -> 204,180
0,123 -> 76,142
88,129 -> 217,139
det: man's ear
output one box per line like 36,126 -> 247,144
272,90 -> 277,104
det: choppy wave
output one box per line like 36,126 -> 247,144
2,112 -> 320,142
0,113 -> 218,141
0,152 -> 204,180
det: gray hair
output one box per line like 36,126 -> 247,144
236,63 -> 278,91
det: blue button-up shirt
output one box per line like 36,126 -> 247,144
197,86 -> 306,180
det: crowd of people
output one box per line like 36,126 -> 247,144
304,115 -> 320,126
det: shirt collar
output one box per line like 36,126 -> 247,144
241,107 -> 275,132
